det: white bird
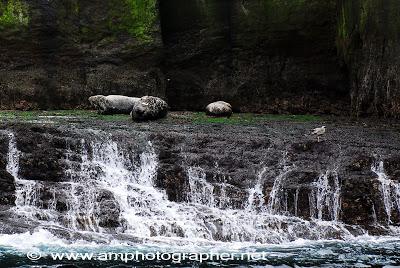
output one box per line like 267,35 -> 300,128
311,126 -> 326,142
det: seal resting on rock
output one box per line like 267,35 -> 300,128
205,101 -> 233,117
131,96 -> 168,121
88,95 -> 139,115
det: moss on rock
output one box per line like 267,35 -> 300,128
0,0 -> 29,29
108,0 -> 157,41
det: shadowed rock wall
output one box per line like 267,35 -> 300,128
0,0 -> 399,117
161,0 -> 348,114
337,0 -> 400,117
0,0 -> 164,110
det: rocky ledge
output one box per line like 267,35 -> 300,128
0,113 -> 399,237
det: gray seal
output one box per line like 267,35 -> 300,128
205,101 -> 233,117
131,96 -> 168,121
88,95 -> 140,115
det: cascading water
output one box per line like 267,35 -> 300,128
264,152 -> 341,222
2,129 -> 400,267
186,164 -> 231,209
246,166 -> 267,212
6,133 -> 19,179
6,132 -> 44,220
266,152 -> 295,215
187,166 -> 215,207
2,131 -> 359,244
309,169 -> 341,221
371,159 -> 400,224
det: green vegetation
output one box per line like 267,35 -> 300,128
108,0 -> 157,41
187,113 -> 322,125
0,110 -> 130,122
0,0 -> 29,29
338,0 -> 400,57
0,111 -> 322,125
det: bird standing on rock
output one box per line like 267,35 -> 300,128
312,126 -> 326,142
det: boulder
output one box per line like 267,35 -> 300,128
131,96 -> 168,121
88,95 -> 140,115
205,101 -> 233,117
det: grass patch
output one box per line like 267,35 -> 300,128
0,110 -> 322,124
0,110 -> 131,121
189,113 -> 322,125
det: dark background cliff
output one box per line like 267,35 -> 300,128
0,0 -> 399,117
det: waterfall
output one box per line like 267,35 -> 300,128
247,167 -> 267,212
5,133 -> 47,220
265,154 -> 342,221
3,131 -> 360,244
371,159 -> 400,224
187,166 -> 215,206
294,187 -> 300,217
186,163 -> 231,209
266,166 -> 293,214
62,136 -> 166,234
6,133 -> 19,179
267,152 -> 295,215
309,169 -> 341,221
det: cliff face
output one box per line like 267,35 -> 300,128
0,0 -> 164,110
0,0 -> 399,116
337,0 -> 400,117
161,0 -> 348,114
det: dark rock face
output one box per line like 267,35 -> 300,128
161,0 -> 348,114
96,190 -> 121,228
337,0 -> 400,117
0,0 -> 164,110
15,126 -> 67,182
0,0 -> 347,116
1,0 -> 399,116
0,134 -> 15,206
0,169 -> 15,206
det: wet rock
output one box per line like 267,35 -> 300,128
95,190 -> 121,228
341,176 -> 384,227
0,118 -> 400,235
0,211 -> 33,234
162,0 -> 348,114
97,199 -> 120,228
384,155 -> 400,180
348,155 -> 374,172
14,126 -> 67,182
0,169 -> 15,206
158,166 -> 188,203
338,0 -> 400,117
2,0 -> 400,117
0,0 -> 163,110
